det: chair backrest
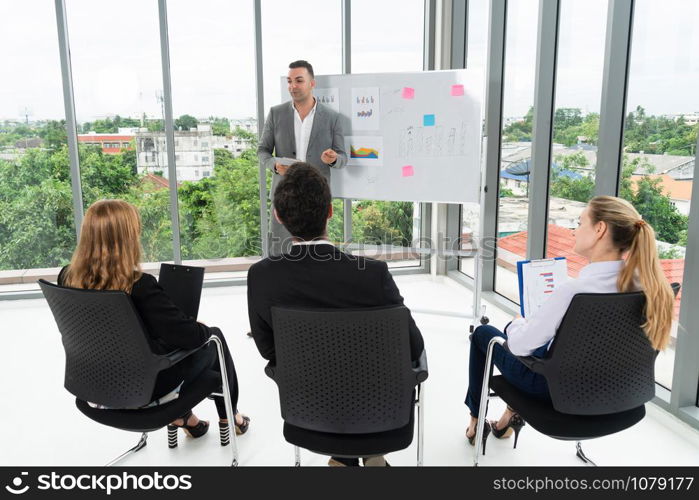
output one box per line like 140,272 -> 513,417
270,305 -> 416,434
39,279 -> 165,408
543,290 -> 661,415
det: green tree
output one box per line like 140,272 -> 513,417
0,146 -> 75,270
631,175 -> 687,244
146,119 -> 164,132
83,115 -> 140,133
554,108 -> 583,131
623,106 -> 697,155
186,148 -> 263,258
499,186 -> 515,198
175,114 -> 198,131
549,152 -> 593,202
38,120 -> 68,150
78,145 -> 138,205
125,184 -> 173,262
503,106 -> 534,142
209,117 -> 231,136
618,156 -> 687,244
353,201 -> 414,247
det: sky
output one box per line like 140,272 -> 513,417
1,0 -> 698,124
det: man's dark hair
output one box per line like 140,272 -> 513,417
274,163 -> 330,241
288,60 -> 314,79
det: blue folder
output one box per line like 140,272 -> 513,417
516,257 -> 566,317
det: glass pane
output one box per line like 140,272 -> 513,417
351,0 -> 423,74
346,201 -> 421,269
622,0 -> 698,389
68,0 -> 174,265
259,0 -> 344,261
459,0 -> 488,277
348,0 -> 424,268
495,0 -> 539,303
0,2 -> 76,292
545,0 -> 607,277
168,0 -> 260,276
261,0 -> 341,109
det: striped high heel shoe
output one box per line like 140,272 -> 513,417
167,410 -> 209,448
219,415 -> 251,446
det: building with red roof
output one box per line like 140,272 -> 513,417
77,130 -> 135,154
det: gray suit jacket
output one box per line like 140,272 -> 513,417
257,100 -> 347,197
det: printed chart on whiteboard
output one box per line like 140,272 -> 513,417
351,87 -> 380,131
346,136 -> 383,167
314,87 -> 340,113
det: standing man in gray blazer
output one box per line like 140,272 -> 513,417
257,60 -> 348,256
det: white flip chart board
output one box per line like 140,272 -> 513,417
280,70 -> 483,204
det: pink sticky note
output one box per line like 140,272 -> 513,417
402,165 -> 414,177
401,87 -> 415,99
451,84 -> 465,96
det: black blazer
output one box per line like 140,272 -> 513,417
247,244 -> 425,364
57,267 -> 211,354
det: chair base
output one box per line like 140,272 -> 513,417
576,442 -> 597,466
105,433 -> 148,466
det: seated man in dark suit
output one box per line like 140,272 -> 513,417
247,162 -> 425,467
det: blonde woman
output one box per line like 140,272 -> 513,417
464,196 -> 675,452
58,200 -> 249,442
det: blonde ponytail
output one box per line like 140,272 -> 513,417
588,196 -> 675,350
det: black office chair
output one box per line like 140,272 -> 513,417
38,279 -> 239,466
473,284 -> 680,466
266,305 -> 428,466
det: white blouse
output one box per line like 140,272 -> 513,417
506,260 -> 626,356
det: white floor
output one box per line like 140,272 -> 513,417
1,274 -> 698,467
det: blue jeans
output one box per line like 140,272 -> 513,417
465,325 -> 551,417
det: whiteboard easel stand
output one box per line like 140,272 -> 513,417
405,245 -> 488,334
406,135 -> 490,334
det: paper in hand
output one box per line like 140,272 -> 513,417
276,157 -> 299,166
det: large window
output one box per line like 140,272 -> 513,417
545,0 -> 607,277
494,0 -> 539,303
348,0 -> 424,267
351,0 -> 423,74
67,0 -> 174,264
0,2 -> 76,289
621,0 -> 698,389
261,0 -> 342,109
168,0 -> 259,273
458,0 -> 488,278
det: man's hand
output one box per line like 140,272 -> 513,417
275,163 -> 289,175
321,148 -> 338,165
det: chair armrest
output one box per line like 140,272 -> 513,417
412,349 -> 428,383
497,340 -> 547,374
516,355 -> 546,374
264,362 -> 276,380
159,342 -> 208,369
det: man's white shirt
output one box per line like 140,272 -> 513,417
292,98 -> 317,163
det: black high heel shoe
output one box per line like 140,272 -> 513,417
490,412 -> 526,449
467,420 -> 491,455
218,415 -> 251,446
167,410 -> 209,448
